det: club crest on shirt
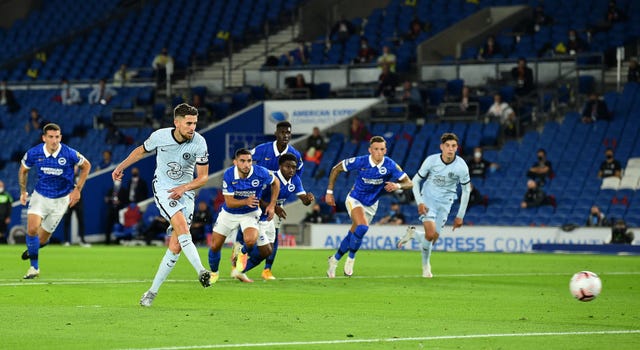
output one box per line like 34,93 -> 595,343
169,200 -> 177,207
448,172 -> 455,178
379,166 -> 387,175
58,157 -> 67,166
183,153 -> 191,160
287,183 -> 295,192
251,179 -> 260,187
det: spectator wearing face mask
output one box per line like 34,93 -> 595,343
376,202 -> 405,225
127,167 -> 149,203
526,148 -> 553,186
598,148 -> 622,179
585,205 -> 609,227
466,147 -> 499,179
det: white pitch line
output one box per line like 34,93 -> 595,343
116,330 -> 640,350
1,271 -> 640,287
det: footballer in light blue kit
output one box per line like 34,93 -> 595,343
325,136 -> 413,278
19,123 -> 92,279
232,153 -> 314,282
397,132 -> 471,278
208,148 -> 279,282
113,103 -> 212,307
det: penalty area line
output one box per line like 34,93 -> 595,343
117,330 -> 640,350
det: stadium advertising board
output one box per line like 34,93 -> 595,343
308,225 -> 613,253
263,98 -> 379,134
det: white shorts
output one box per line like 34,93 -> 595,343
345,195 -> 378,224
213,208 -> 268,246
27,190 -> 69,233
153,186 -> 195,225
259,220 -> 276,244
420,196 -> 454,234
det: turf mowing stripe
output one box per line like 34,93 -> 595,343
1,271 -> 640,287
116,330 -> 640,349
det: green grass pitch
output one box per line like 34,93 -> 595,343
0,245 -> 639,349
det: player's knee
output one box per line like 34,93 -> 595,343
354,224 -> 369,239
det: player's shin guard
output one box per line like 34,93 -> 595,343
208,248 -> 221,273
26,235 -> 40,269
348,225 -> 368,258
265,233 -> 278,269
335,231 -> 353,260
150,249 -> 180,293
178,234 -> 205,273
421,240 -> 433,266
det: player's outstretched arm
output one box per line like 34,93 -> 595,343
112,146 -> 146,181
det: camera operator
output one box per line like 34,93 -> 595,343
610,219 -> 634,244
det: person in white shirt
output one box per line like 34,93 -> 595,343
88,79 -> 117,105
60,79 -> 81,105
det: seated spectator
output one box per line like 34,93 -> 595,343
60,78 -> 82,105
287,41 -> 309,65
88,79 -> 117,105
354,37 -> 376,64
0,79 -> 20,114
628,59 -> 640,83
555,29 -> 587,56
511,57 -> 535,97
405,16 -> 424,41
304,203 -> 333,223
598,148 -> 622,179
304,126 -> 326,164
377,46 -> 397,73
466,147 -> 499,179
477,35 -> 501,60
520,179 -> 553,208
581,93 -> 610,123
468,183 -> 487,207
486,93 -> 517,136
190,200 -> 212,245
152,47 -> 174,88
401,81 -> 424,118
119,203 -> 142,242
585,205 -> 609,227
97,150 -> 113,171
192,94 -> 213,125
24,108 -> 45,133
349,116 -> 371,144
113,64 -> 136,87
458,85 -> 477,113
330,16 -> 355,44
287,74 -> 311,99
140,207 -> 169,246
527,148 -> 553,186
376,202 -> 405,225
376,65 -> 399,101
531,5 -> 554,32
379,202 -> 406,224
105,123 -> 128,145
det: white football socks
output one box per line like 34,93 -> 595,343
150,249 -> 180,293
178,233 -> 206,273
